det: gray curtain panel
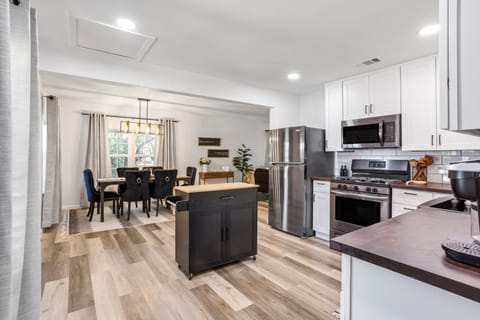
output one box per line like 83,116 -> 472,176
0,1 -> 41,319
81,113 -> 111,205
156,119 -> 176,169
41,96 -> 61,228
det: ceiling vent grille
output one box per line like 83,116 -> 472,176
71,17 -> 156,61
359,57 -> 382,67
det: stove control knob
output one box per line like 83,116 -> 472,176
372,188 -> 378,193
366,187 -> 372,192
342,185 -> 348,190
337,184 -> 342,189
353,186 -> 359,191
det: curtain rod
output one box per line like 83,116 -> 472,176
80,112 -> 179,123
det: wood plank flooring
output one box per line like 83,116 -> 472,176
41,204 -> 341,320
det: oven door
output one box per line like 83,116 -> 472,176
330,190 -> 390,235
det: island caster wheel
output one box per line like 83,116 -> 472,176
188,273 -> 193,280
252,255 -> 256,261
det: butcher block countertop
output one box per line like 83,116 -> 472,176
390,181 -> 452,194
174,182 -> 258,194
330,207 -> 480,302
311,176 -> 334,181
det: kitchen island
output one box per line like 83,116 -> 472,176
330,207 -> 480,320
173,183 -> 258,279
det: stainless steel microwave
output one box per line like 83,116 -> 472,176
342,114 -> 401,149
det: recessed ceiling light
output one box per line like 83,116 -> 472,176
418,24 -> 440,37
116,18 -> 136,30
287,72 -> 301,81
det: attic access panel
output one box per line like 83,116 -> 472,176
73,17 -> 156,61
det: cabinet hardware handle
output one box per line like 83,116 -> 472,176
325,139 -> 328,149
221,228 -> 224,241
220,196 -> 235,200
403,208 -> 414,211
438,134 -> 442,146
431,134 -> 434,146
365,105 -> 368,114
225,227 -> 229,240
404,192 -> 418,196
369,104 -> 373,113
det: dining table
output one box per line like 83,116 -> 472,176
96,175 -> 190,222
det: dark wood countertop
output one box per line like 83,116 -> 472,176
391,181 -> 452,194
330,207 -> 480,302
311,176 -> 334,181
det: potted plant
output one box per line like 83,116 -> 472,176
232,144 -> 254,182
199,157 -> 211,172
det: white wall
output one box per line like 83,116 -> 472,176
60,98 -> 269,209
298,88 -> 326,129
39,44 -> 299,129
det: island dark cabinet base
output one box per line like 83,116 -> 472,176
174,185 -> 258,279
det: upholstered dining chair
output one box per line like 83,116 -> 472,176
117,167 -> 139,207
121,170 -> 151,220
83,169 -> 119,221
182,166 -> 197,186
151,169 -> 178,216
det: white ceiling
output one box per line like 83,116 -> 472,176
32,0 -> 439,94
41,72 -> 271,117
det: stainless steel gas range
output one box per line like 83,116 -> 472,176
330,159 -> 410,238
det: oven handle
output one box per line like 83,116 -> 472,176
331,190 -> 389,202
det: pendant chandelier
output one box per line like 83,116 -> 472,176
119,98 -> 163,135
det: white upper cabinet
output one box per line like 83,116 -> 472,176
325,81 -> 343,151
401,55 -> 480,151
343,67 -> 400,120
439,0 -> 480,133
401,56 -> 437,151
368,66 -> 401,117
343,76 -> 369,120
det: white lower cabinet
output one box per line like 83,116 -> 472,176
313,181 -> 330,240
392,188 -> 449,218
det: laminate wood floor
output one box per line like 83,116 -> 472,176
41,203 -> 341,320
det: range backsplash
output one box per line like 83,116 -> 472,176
335,149 -> 480,183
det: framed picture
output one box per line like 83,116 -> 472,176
198,137 -> 221,146
208,149 -> 229,158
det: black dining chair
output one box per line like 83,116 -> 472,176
83,169 -> 119,221
120,170 -> 151,221
117,167 -> 139,207
181,166 -> 197,186
151,169 -> 178,216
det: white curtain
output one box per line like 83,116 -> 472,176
156,119 -> 176,169
81,113 -> 111,205
0,1 -> 41,319
41,96 -> 61,228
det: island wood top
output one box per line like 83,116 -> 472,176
391,181 -> 452,194
330,207 -> 480,302
174,182 -> 258,194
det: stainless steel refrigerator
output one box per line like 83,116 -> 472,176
268,126 -> 334,238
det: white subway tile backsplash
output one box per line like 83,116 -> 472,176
334,148 -> 480,182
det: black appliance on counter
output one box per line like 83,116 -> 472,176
330,159 -> 410,238
421,160 -> 480,267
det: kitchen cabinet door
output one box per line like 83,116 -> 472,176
343,75 -> 369,120
369,66 -> 401,117
225,203 -> 257,260
435,128 -> 480,151
401,56 -> 437,151
313,190 -> 330,240
190,208 -> 224,272
325,81 -> 343,151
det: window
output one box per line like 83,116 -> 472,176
109,132 -> 156,176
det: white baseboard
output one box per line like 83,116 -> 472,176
62,204 -> 83,210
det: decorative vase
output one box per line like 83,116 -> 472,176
201,164 -> 208,172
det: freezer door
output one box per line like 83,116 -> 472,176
269,127 -> 305,163
268,164 -> 307,236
